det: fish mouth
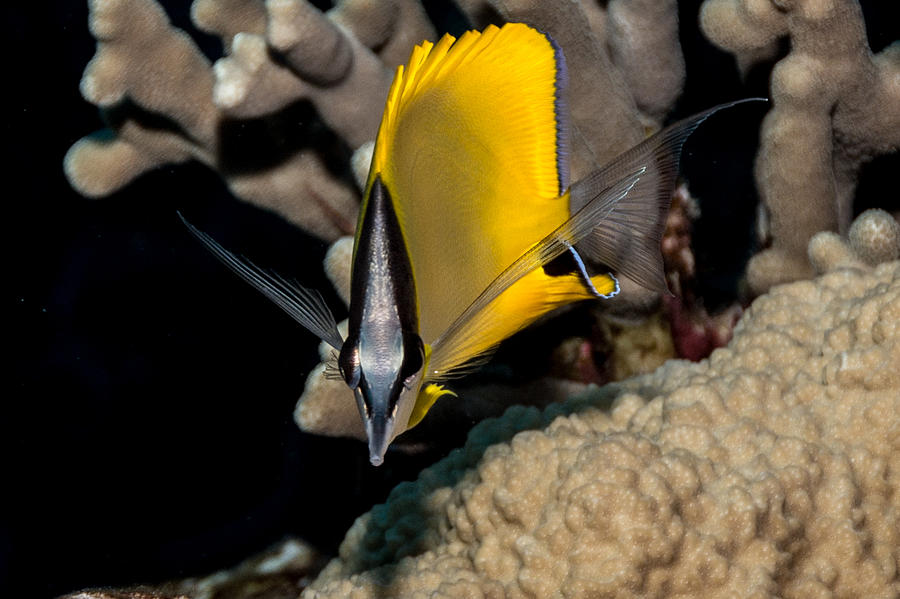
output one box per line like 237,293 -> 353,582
366,413 -> 395,466
352,380 -> 399,466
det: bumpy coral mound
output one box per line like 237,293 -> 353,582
304,258 -> 900,598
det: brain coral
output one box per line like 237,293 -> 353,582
304,257 -> 900,598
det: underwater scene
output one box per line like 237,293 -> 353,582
8,0 -> 899,597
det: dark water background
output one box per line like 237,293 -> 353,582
6,1 -> 897,596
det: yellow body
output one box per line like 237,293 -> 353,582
365,24 -> 615,422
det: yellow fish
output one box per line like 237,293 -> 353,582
182,23 -> 754,465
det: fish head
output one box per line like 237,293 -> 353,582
338,329 -> 426,465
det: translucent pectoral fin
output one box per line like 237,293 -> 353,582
178,212 -> 344,350
570,98 -> 766,294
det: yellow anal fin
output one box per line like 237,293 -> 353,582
428,269 -> 617,379
407,383 -> 456,429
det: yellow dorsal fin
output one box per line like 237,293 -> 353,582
367,23 -> 573,347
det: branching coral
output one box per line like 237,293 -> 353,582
61,4 -> 900,595
65,0 -> 436,241
700,0 -> 900,295
303,240 -> 900,597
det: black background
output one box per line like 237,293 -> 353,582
6,1 -> 897,597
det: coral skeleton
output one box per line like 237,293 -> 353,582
65,0 -> 437,241
700,0 -> 900,294
60,537 -> 322,599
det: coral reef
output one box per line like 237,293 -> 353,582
700,0 -> 900,295
303,239 -> 900,597
56,2 -> 900,596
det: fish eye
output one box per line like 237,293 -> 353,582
338,344 -> 361,389
400,334 -> 425,389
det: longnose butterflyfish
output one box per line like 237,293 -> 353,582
181,23 -> 758,465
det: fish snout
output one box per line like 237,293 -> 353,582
366,412 -> 396,466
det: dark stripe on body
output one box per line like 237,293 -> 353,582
348,175 -> 418,334
545,31 -> 570,196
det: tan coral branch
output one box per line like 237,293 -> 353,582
68,0 -> 414,241
215,0 -> 392,147
327,0 -> 437,68
606,0 -> 685,126
191,0 -> 267,50
701,0 -> 900,294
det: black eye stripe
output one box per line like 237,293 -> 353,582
338,342 -> 361,389
400,334 -> 424,381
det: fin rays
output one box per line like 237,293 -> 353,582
571,99 -> 763,294
178,213 -> 344,350
428,167 -> 644,378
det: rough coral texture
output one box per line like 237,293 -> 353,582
809,209 -> 900,275
304,254 -> 900,598
849,208 -> 900,266
700,0 -> 900,295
